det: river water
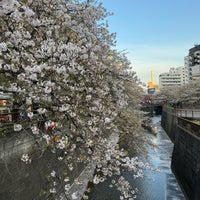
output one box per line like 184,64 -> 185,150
88,116 -> 186,200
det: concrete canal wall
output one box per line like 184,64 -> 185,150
0,131 -> 52,200
161,109 -> 200,200
161,107 -> 178,143
0,130 -> 87,200
0,130 -> 119,200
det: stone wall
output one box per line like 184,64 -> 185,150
161,110 -> 200,200
161,109 -> 178,143
0,130 -> 121,200
0,131 -> 34,161
0,131 -> 85,200
171,118 -> 200,200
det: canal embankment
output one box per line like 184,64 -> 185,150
162,106 -> 200,200
0,130 -> 119,200
0,130 -> 86,200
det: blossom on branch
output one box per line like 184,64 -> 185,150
0,0 -> 146,198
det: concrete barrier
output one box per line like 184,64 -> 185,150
161,109 -> 200,200
161,109 -> 178,143
0,131 -> 85,200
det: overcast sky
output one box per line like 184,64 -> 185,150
100,0 -> 200,85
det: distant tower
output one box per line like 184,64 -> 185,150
151,70 -> 154,85
147,70 -> 155,94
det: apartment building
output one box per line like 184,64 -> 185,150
159,67 -> 188,88
185,44 -> 200,80
177,66 -> 189,84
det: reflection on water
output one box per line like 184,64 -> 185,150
88,116 -> 185,200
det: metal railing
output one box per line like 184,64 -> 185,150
163,104 -> 200,119
178,117 -> 200,138
0,110 -> 45,135
174,109 -> 200,119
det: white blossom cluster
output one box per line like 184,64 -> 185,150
116,176 -> 138,200
31,124 -> 40,135
21,153 -> 31,164
14,123 -> 22,131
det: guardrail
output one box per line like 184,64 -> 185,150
0,110 -> 45,136
163,105 -> 200,119
178,117 -> 200,138
174,109 -> 200,118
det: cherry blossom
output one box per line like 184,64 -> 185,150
21,153 -> 31,164
0,0 -> 147,199
14,124 -> 22,131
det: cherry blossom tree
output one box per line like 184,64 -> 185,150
178,80 -> 200,106
153,80 -> 200,108
153,86 -> 181,105
0,0 -> 147,199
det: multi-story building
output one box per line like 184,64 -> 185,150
184,55 -> 190,80
177,66 -> 189,84
158,44 -> 200,88
186,44 -> 200,80
159,67 -> 188,88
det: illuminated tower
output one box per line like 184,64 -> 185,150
147,70 -> 155,94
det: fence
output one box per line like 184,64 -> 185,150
178,117 -> 200,138
0,109 -> 45,136
163,104 -> 200,119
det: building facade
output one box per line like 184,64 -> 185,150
186,44 -> 200,80
160,44 -> 200,88
177,66 -> 189,84
159,67 -> 188,88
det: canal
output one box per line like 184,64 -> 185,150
88,116 -> 186,200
